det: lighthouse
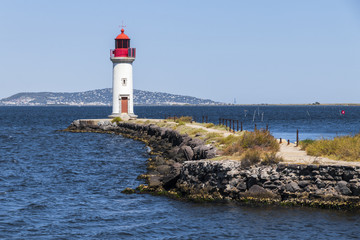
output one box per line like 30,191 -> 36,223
109,28 -> 137,119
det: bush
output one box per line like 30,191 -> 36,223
262,152 -> 283,165
299,139 -> 315,150
111,117 -> 122,124
205,123 -> 215,128
177,121 -> 185,126
175,116 -> 193,123
223,130 -> 279,156
241,149 -> 261,168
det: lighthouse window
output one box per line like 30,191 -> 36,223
122,78 -> 127,86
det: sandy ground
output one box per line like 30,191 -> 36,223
276,141 -> 360,166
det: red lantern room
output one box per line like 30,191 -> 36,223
110,29 -> 136,58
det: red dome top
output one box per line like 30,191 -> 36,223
115,29 -> 130,40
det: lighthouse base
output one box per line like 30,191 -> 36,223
108,113 -> 138,121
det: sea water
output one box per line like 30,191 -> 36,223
0,106 -> 359,239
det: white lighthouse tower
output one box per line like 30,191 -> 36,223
109,28 -> 137,119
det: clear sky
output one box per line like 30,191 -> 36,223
0,0 -> 360,104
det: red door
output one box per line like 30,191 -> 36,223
121,97 -> 128,113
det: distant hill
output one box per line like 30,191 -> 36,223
0,88 -> 221,106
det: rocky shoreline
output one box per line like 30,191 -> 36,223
65,119 -> 360,210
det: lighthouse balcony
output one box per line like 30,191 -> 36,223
110,48 -> 136,58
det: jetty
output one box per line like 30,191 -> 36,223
65,118 -> 360,210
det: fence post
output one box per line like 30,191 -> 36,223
266,124 -> 268,131
237,120 -> 239,131
287,139 -> 290,145
280,138 -> 282,143
296,129 -> 299,147
206,116 -> 208,123
233,120 -> 235,132
254,124 -> 257,131
241,122 -> 243,131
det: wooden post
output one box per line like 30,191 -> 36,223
233,120 -> 235,132
266,124 -> 268,131
254,124 -> 257,131
287,139 -> 290,145
237,120 -> 239,131
225,119 -> 228,128
206,116 -> 208,123
241,122 -> 243,131
280,138 -> 282,143
296,129 -> 299,147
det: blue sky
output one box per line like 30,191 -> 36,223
0,0 -> 360,103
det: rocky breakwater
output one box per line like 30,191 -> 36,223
177,160 -> 360,209
66,119 -> 216,192
66,119 -> 360,209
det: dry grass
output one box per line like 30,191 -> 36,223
223,130 -> 279,156
301,135 -> 360,161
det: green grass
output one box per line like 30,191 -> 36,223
111,117 -> 122,124
300,134 -> 360,161
299,139 -> 315,150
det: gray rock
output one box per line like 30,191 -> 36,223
148,176 -> 162,188
350,182 -> 360,196
336,181 -> 352,195
181,146 -> 194,160
156,165 -> 172,175
270,173 -> 280,180
298,180 -> 310,188
315,178 -> 326,188
285,181 -> 300,192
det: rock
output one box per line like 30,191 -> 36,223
156,165 -> 172,175
336,181 -> 352,195
188,138 -> 204,148
148,176 -> 162,188
243,185 -> 276,198
298,180 -> 310,188
315,178 -> 326,188
270,173 -> 280,181
350,182 -> 360,196
181,146 -> 194,160
260,170 -> 270,180
285,181 -> 300,192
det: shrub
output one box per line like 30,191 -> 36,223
177,121 -> 185,126
175,116 -> 193,123
299,139 -> 315,150
241,149 -> 261,168
111,117 -> 122,124
223,130 -> 279,156
262,152 -> 283,165
205,123 -> 215,128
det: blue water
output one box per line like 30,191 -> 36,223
1,106 -> 360,239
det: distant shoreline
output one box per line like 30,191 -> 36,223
0,103 -> 360,107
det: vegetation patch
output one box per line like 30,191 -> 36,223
261,152 -> 283,165
111,117 -> 122,124
224,130 -> 279,155
300,134 -> 360,161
